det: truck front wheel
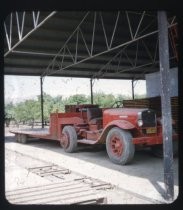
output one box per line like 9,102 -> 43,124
106,127 -> 135,165
61,126 -> 77,153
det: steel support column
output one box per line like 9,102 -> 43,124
158,11 -> 174,201
40,77 -> 44,128
90,78 -> 94,104
132,79 -> 135,100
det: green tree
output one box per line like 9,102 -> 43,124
64,94 -> 89,105
5,102 -> 14,116
93,92 -> 115,107
37,93 -> 64,121
13,102 -> 27,124
13,99 -> 40,127
5,102 -> 15,127
7,92 -> 147,127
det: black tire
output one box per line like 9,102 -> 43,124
61,126 -> 77,153
106,127 -> 135,165
20,134 -> 27,144
15,134 -> 20,143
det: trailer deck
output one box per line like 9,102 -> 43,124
10,128 -> 101,145
10,128 -> 53,140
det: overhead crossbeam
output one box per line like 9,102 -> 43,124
93,32 -> 176,80
4,11 -> 57,57
42,11 -> 177,79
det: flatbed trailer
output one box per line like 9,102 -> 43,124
10,128 -> 50,139
10,128 -> 99,144
10,103 -> 178,165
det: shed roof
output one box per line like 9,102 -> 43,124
4,11 -> 178,80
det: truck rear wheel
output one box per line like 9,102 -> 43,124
106,127 -> 135,165
61,126 -> 77,153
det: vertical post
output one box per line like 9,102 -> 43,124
158,11 -> 174,201
40,77 -> 44,128
132,79 -> 135,100
90,78 -> 93,104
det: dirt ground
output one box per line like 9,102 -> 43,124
4,126 -> 179,204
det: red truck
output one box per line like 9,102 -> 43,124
11,103 -> 178,165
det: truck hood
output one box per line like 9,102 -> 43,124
103,108 -> 149,116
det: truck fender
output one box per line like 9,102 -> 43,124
105,120 -> 135,130
98,120 -> 135,144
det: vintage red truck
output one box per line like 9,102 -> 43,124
11,103 -> 178,165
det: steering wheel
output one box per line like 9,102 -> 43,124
111,101 -> 123,108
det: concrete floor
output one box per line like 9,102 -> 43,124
4,127 -> 179,204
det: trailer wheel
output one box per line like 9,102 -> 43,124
61,126 -> 77,153
106,127 -> 135,165
20,134 -> 27,144
15,134 -> 20,143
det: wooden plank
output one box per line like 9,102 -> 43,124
6,176 -> 109,204
8,185 -> 93,204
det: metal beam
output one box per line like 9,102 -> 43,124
90,78 -> 94,104
4,11 -> 57,57
40,77 -> 44,128
4,66 -> 145,80
132,79 -> 135,99
44,30 -> 159,77
158,11 -> 174,201
44,15 -> 177,78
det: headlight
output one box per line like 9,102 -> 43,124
138,119 -> 143,127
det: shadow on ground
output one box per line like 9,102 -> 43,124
5,134 -> 179,198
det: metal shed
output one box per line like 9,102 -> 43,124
4,11 -> 179,201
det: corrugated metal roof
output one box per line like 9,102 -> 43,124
4,11 -> 177,79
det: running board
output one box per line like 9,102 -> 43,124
77,139 -> 99,145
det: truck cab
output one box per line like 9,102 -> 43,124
57,104 -> 178,165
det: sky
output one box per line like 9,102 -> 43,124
4,75 -> 146,104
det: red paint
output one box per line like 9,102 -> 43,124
104,119 -> 135,130
12,104 -> 178,148
110,134 -> 123,156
